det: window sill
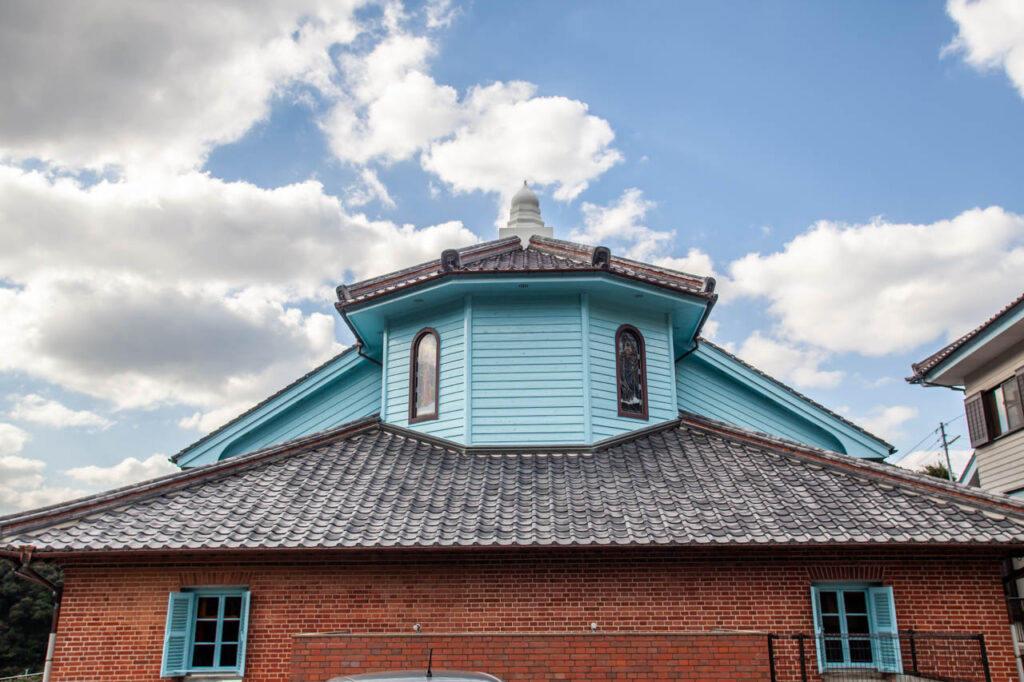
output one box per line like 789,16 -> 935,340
182,675 -> 242,681
977,423 -> 1024,448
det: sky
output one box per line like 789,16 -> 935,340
1,0 -> 1023,512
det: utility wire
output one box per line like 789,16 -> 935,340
888,412 -> 968,464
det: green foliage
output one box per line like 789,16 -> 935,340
0,561 -> 62,677
918,462 -> 951,480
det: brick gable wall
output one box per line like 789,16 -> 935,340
48,547 -> 1017,681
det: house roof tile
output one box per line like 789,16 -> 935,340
4,414 -> 1023,554
908,291 -> 1024,383
337,236 -> 714,307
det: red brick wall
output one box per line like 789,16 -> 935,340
47,547 -> 1018,681
290,633 -> 770,681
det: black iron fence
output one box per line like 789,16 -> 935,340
769,631 -> 991,682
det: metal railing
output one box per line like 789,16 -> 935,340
771,631 -> 991,682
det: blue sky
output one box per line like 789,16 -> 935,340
0,0 -> 1022,510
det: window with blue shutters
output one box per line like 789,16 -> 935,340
161,588 -> 251,678
811,584 -> 902,674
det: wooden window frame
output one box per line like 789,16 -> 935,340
810,583 -> 901,674
408,327 -> 440,424
615,324 -> 649,420
161,587 -> 250,677
967,368 -> 1024,448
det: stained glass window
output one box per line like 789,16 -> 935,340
616,325 -> 647,419
410,329 -> 439,421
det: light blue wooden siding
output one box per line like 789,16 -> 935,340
588,302 -> 677,440
385,303 -> 466,439
219,361 -> 381,459
470,295 -> 587,444
676,352 -> 845,453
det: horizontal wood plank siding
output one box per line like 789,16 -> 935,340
385,304 -> 466,440
470,296 -> 586,444
220,363 -> 382,459
966,347 -> 1024,493
589,303 -> 676,440
675,353 -> 844,453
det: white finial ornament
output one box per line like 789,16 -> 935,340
499,180 -> 553,245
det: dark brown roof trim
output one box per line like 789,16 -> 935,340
1,416 -> 383,536
530,235 -> 707,289
678,410 -> 1024,519
908,290 -> 1024,383
339,237 -> 522,302
337,236 -> 716,311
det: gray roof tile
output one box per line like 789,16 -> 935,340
4,416 -> 1024,553
337,236 -> 714,307
908,290 -> 1024,382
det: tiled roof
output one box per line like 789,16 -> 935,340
4,414 -> 1024,554
337,235 -> 715,307
908,291 -> 1024,383
698,339 -> 894,453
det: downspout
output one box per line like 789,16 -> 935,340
676,285 -> 719,363
8,547 -> 61,682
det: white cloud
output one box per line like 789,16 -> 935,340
66,454 -> 178,487
0,423 -> 30,456
849,405 -> 919,443
0,454 -> 42,489
736,332 -> 845,389
945,0 -> 1024,99
9,394 -> 114,430
0,446 -> 87,512
657,248 -> 719,280
0,486 -> 86,513
728,207 -> 1024,355
347,168 -> 397,208
571,188 -> 666,259
0,167 -> 477,419
567,188 -> 717,280
0,1 -> 365,173
421,82 -> 622,204
320,22 -> 622,209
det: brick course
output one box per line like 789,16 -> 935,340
46,546 -> 1018,681
291,633 -> 770,682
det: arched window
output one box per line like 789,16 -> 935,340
409,328 -> 439,422
616,324 -> 648,419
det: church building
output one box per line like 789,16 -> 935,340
3,185 -> 1024,681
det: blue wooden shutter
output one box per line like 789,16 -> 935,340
867,586 -> 902,673
810,587 -> 826,673
234,591 -> 252,676
161,592 -> 195,677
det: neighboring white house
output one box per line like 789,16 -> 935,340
909,292 -> 1024,494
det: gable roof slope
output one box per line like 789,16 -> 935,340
697,339 -> 894,453
908,290 -> 1024,383
4,413 -> 1024,555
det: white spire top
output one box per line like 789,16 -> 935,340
499,181 -> 553,245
